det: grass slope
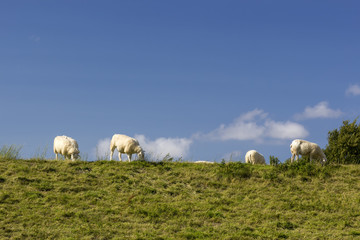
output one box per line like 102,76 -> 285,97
0,159 -> 360,239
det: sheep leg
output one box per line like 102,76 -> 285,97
56,153 -> 58,160
127,154 -> 132,162
310,154 -> 314,163
118,152 -> 122,161
291,154 -> 299,162
109,144 -> 116,160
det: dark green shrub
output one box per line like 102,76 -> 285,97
324,119 -> 360,164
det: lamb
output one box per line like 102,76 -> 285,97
53,135 -> 80,160
290,139 -> 327,164
245,150 -> 266,165
110,134 -> 144,161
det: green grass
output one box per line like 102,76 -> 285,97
0,158 -> 360,239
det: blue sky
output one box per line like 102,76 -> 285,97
1,1 -> 359,162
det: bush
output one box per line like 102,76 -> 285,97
324,119 -> 360,164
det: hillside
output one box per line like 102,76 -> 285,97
0,159 -> 360,239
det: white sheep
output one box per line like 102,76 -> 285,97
110,134 -> 144,161
290,139 -> 327,163
53,135 -> 80,160
245,150 -> 266,165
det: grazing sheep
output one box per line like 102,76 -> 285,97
110,134 -> 144,161
290,139 -> 327,164
245,150 -> 266,165
53,135 -> 80,160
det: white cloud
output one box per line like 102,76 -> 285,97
134,134 -> 192,159
206,109 -> 308,142
294,101 -> 343,120
207,109 -> 265,141
265,120 -> 309,139
346,84 -> 360,96
238,109 -> 268,122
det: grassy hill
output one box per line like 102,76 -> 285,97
0,158 -> 360,239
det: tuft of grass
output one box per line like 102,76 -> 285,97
0,145 -> 22,159
269,155 -> 280,166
